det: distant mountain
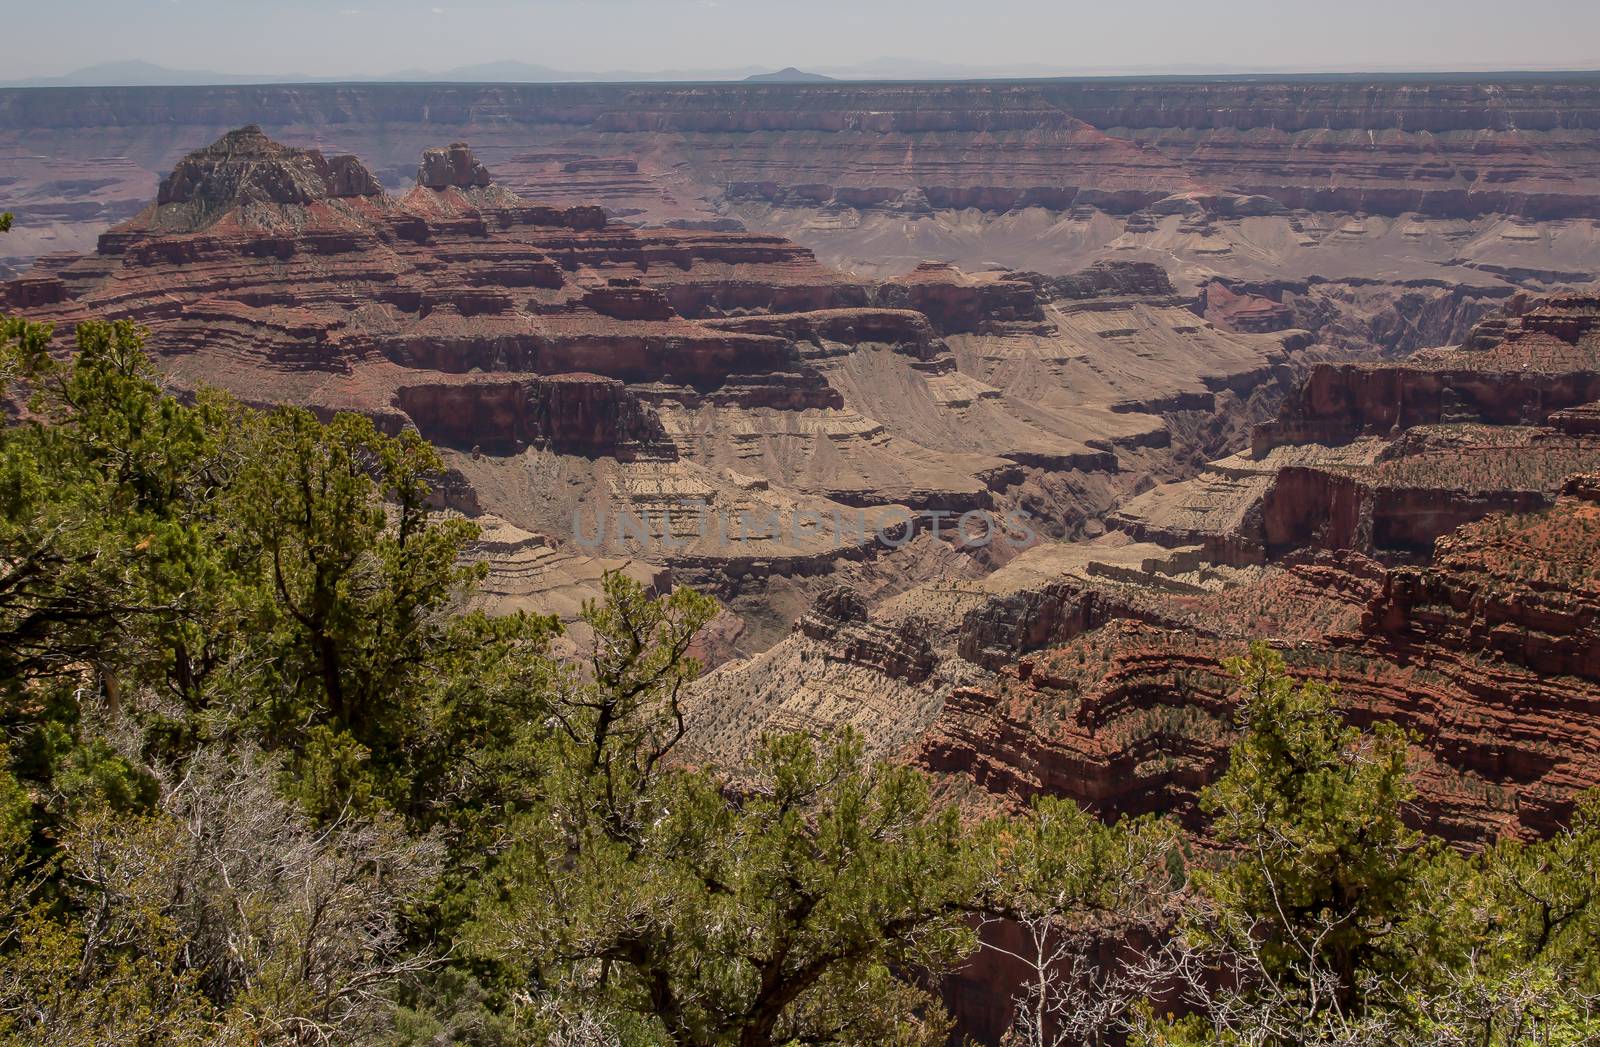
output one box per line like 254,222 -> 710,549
17,56 -> 1588,91
2,58 -> 775,89
745,68 -> 835,84
1,60 -> 321,88
812,57 -> 1157,80
813,57 -> 1065,80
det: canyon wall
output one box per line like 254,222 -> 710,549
5,77 -> 1599,220
3,126 -> 1307,655
694,292 -> 1600,855
6,85 -> 1600,1044
5,77 -> 1600,293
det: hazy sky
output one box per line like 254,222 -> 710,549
7,0 -> 1600,78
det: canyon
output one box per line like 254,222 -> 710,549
4,78 -> 1598,298
4,85 -> 1599,821
684,295 -> 1600,1039
5,77 -> 1600,1039
1,124 -> 1306,648
689,293 -> 1600,848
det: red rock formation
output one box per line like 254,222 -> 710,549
794,587 -> 939,684
877,263 -> 1043,335
1551,402 -> 1600,436
702,308 -> 947,361
152,124 -> 384,221
7,77 -> 1600,347
7,79 -> 1600,226
1102,295 -> 1600,563
1371,477 -> 1600,685
1030,261 -> 1177,302
578,279 -> 677,321
913,297 -> 1600,847
18,126 -> 1297,643
955,577 -> 1172,671
0,129 -> 864,429
1199,280 -> 1294,333
906,471 -> 1600,1040
1260,441 -> 1600,559
1257,297 -> 1600,452
417,142 -> 493,190
394,373 -> 671,457
920,494 -> 1600,846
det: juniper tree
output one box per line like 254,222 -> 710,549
472,573 -> 1180,1047
1145,644 -> 1436,1045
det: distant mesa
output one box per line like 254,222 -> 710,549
744,67 -> 835,84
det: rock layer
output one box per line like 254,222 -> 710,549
693,294 -> 1600,852
2,128 -> 1299,653
7,78 -> 1600,295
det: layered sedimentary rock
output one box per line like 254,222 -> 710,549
418,142 -> 493,190
2,128 -> 1299,651
153,125 -> 384,216
1197,277 -> 1513,356
1199,281 -> 1295,333
691,293 -> 1600,853
4,134 -> 855,422
1259,295 -> 1600,449
8,91 -> 1600,1042
394,373 -> 671,457
5,78 -> 1600,309
922,474 -> 1600,846
1374,475 -> 1600,684
1553,401 -> 1600,435
1114,296 -> 1600,564
875,263 -> 1045,334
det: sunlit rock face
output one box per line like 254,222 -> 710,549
3,128 -> 1305,653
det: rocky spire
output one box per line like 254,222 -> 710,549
152,125 -> 383,226
417,142 -> 494,190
